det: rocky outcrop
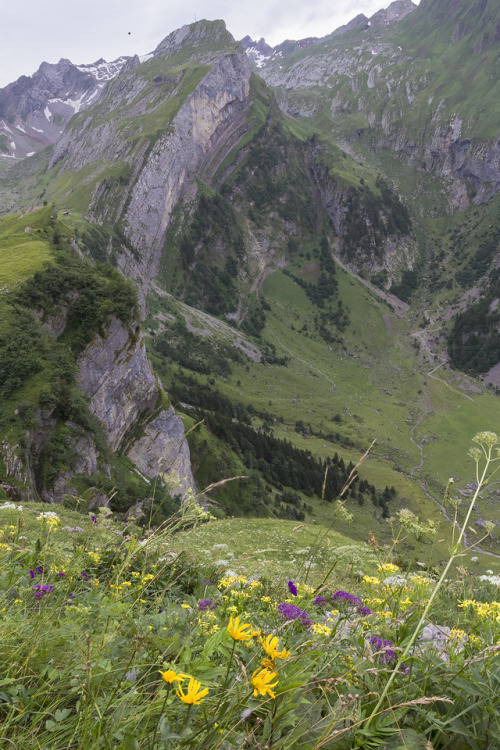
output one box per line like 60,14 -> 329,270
0,440 -> 38,503
120,49 -> 251,294
77,317 -> 157,452
77,315 -> 195,493
127,407 -> 195,498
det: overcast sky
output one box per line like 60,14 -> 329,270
1,0 -> 420,88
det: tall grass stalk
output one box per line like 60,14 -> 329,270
365,431 -> 500,731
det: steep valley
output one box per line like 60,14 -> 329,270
1,0 -> 500,571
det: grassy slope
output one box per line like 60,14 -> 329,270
149,256 -> 500,570
0,209 -> 54,289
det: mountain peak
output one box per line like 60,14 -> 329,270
368,0 -> 417,27
153,19 -> 238,63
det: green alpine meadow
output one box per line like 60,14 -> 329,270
1,0 -> 500,746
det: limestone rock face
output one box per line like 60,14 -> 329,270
0,440 -> 37,502
120,51 -> 251,294
77,317 -> 157,453
76,316 -> 195,494
127,407 -> 195,498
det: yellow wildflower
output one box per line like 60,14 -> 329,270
261,596 -> 271,604
248,580 -> 263,590
176,677 -> 209,705
377,563 -> 400,573
159,669 -> 189,684
299,583 -> 315,594
261,634 -> 290,660
410,575 -> 431,585
450,629 -> 467,641
260,657 -> 275,670
251,668 -> 278,699
227,615 -> 254,641
362,576 -> 380,586
312,623 -> 332,636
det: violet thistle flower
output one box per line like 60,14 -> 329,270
357,605 -> 372,616
277,602 -> 312,628
332,590 -> 362,606
370,636 -> 396,663
288,580 -> 298,597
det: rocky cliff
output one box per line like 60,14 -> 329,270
44,23 -> 251,308
77,316 -> 195,496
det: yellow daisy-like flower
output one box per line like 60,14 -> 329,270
227,615 -> 254,641
312,623 -> 332,636
251,668 -> 278,699
377,563 -> 400,573
159,669 -> 189,684
261,634 -> 290,660
260,657 -> 275,670
176,677 -> 209,705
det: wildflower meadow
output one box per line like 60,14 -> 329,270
1,432 -> 500,748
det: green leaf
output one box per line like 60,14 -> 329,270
54,707 -> 71,722
121,733 -> 140,750
203,625 -> 229,658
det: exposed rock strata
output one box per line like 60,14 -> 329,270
77,316 -> 195,493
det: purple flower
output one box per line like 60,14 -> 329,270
33,583 -> 53,598
29,570 -> 35,579
332,590 -> 362,606
314,596 -> 327,606
68,593 -> 75,599
90,515 -> 97,524
81,572 -> 89,580
75,527 -> 84,532
203,579 -> 213,586
29,567 -> 43,579
197,599 -> 216,611
288,580 -> 298,597
158,608 -> 163,614
356,605 -> 372,616
370,635 -> 396,663
277,602 -> 312,628
58,572 -> 65,577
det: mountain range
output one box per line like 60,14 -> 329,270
1,0 -> 500,563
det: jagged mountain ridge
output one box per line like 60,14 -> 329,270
247,0 -> 500,210
0,57 -> 130,160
